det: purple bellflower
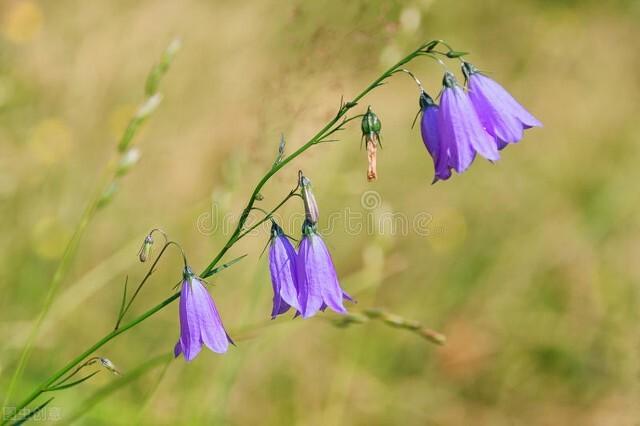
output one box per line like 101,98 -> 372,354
463,62 -> 542,150
439,71 -> 499,174
174,266 -> 232,361
296,220 -> 350,318
268,221 -> 300,318
419,90 -> 452,182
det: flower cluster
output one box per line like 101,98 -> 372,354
417,62 -> 541,182
269,172 -> 352,319
169,49 -> 539,362
10,39 -> 550,421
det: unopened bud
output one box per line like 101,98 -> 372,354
361,106 -> 381,137
99,357 -> 121,375
299,171 -> 319,225
361,106 -> 382,182
138,234 -> 154,262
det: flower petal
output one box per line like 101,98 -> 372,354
269,235 -> 300,316
179,279 -> 202,361
308,234 -> 346,315
421,105 -> 452,182
439,88 -> 476,172
468,74 -> 524,144
342,290 -> 355,303
193,279 -> 229,354
296,236 -> 324,318
472,73 -> 541,129
447,85 -> 500,163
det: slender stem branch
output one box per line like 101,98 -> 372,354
2,39 -> 180,411
49,357 -> 101,389
115,242 -> 172,330
2,39 -> 450,424
317,114 -> 365,143
200,41 -> 435,278
234,188 -> 299,243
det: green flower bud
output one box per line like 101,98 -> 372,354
138,234 -> 154,262
361,106 -> 382,181
99,357 -> 121,375
361,106 -> 381,137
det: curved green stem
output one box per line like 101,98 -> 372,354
2,39 -> 180,411
115,241 -> 174,330
2,39 -> 451,424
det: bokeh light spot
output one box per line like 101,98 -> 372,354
31,216 -> 70,259
428,208 -> 467,253
28,118 -> 73,165
3,1 -> 43,44
400,7 -> 421,33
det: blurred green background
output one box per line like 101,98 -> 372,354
2,0 -> 640,424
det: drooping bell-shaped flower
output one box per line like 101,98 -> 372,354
174,266 -> 232,361
268,221 -> 300,318
296,220 -> 350,318
361,106 -> 382,181
419,90 -> 452,182
439,72 -> 499,174
463,62 -> 542,150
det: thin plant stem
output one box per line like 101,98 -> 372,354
64,353 -> 172,425
2,39 -> 180,409
2,39 -> 453,424
2,192 -> 100,409
115,240 -> 187,330
200,39 -> 442,278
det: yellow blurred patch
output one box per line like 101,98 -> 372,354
362,243 -> 385,284
427,208 -> 467,253
31,217 -> 70,259
0,76 -> 15,107
3,1 -> 43,44
28,118 -> 72,165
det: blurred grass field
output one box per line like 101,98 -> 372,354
2,0 -> 640,424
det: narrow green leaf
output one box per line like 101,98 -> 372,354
423,40 -> 439,51
65,354 -> 172,424
201,254 -> 247,279
46,371 -> 100,392
115,276 -> 128,328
